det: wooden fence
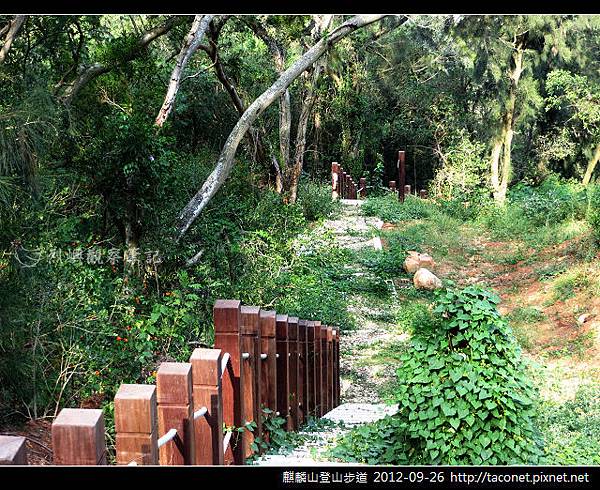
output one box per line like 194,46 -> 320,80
332,153 -> 428,201
0,300 -> 341,466
331,162 -> 365,199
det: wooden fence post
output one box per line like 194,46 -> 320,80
333,327 -> 341,407
189,348 -> 224,465
114,384 -> 158,465
260,309 -> 277,442
341,172 -> 347,199
297,319 -> 307,425
327,327 -> 334,411
332,162 -> 340,199
52,408 -> 107,465
405,184 -> 411,196
359,177 -> 366,198
240,306 -> 261,457
156,362 -> 194,465
287,316 -> 300,430
313,321 -> 323,417
275,314 -> 290,430
398,150 -> 406,202
0,436 -> 27,465
320,325 -> 329,414
420,189 -> 428,199
389,180 -> 396,192
306,321 -> 316,418
213,299 -> 245,465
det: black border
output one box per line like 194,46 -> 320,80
4,1 -> 600,15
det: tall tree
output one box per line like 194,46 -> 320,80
175,14 -> 391,239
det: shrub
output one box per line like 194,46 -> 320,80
393,285 -> 541,464
430,131 -> 488,203
509,176 -> 586,226
362,194 -> 433,223
333,285 -> 542,465
296,180 -> 339,222
537,383 -> 600,464
586,183 -> 600,244
329,415 -> 411,464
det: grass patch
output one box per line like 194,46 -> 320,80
362,194 -> 434,223
537,383 -> 600,464
551,268 -> 592,303
507,306 -> 547,350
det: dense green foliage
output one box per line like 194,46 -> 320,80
332,285 -> 542,465
2,14 -> 600,465
537,383 -> 600,464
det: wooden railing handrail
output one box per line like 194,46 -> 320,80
44,299 -> 342,467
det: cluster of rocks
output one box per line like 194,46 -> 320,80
404,251 -> 442,290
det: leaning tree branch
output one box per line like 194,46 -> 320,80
175,14 -> 391,239
244,17 -> 291,188
0,15 -> 27,64
155,14 -> 214,127
60,15 -> 186,106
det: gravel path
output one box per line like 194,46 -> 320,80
253,200 -> 407,465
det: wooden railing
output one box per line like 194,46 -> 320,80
0,300 -> 341,466
331,162 -> 366,199
331,152 -> 428,201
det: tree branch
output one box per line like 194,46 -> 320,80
175,14 -> 391,239
0,15 -> 27,64
60,15 -> 186,106
155,14 -> 214,127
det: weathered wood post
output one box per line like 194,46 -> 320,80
313,321 -> 323,417
359,177 -> 367,198
297,319 -> 307,425
213,299 -> 245,465
114,384 -> 158,465
189,348 -> 224,465
275,314 -> 290,430
331,162 -> 340,199
320,325 -> 329,414
405,184 -> 411,196
287,316 -> 300,430
341,171 -> 347,199
260,309 -> 277,442
389,180 -> 396,192
333,327 -> 341,407
348,178 -> 354,199
52,408 -> 107,465
156,362 -> 194,465
420,189 -> 428,199
398,150 -> 406,202
306,321 -> 317,418
327,327 -> 335,411
240,306 -> 261,457
0,436 -> 27,465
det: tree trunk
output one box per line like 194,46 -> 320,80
200,32 -> 273,171
490,36 -> 524,205
175,14 -> 390,239
284,15 -> 333,204
0,15 -> 27,64
244,18 -> 290,192
582,142 -> 600,185
155,15 -> 214,127
60,16 -> 185,105
285,72 -> 320,203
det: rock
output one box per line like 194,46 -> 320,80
413,268 -> 443,290
404,255 -> 421,274
577,313 -> 594,325
403,251 -> 435,274
419,253 -> 435,269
